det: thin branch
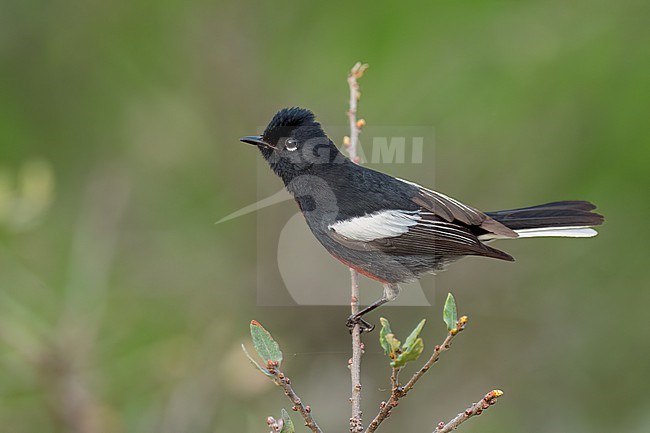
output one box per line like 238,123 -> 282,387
366,317 -> 468,433
433,390 -> 504,433
350,268 -> 363,433
346,61 -> 368,433
267,363 -> 322,433
366,365 -> 402,433
402,316 -> 467,395
346,62 -> 368,164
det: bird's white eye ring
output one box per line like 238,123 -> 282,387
285,138 -> 298,151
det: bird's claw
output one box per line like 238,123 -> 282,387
346,315 -> 375,333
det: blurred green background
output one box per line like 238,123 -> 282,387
1,0 -> 649,432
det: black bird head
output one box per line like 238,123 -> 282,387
240,107 -> 344,184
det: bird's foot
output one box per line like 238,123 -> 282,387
346,314 -> 375,333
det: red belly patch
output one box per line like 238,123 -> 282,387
329,253 -> 389,284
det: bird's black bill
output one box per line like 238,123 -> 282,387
240,135 -> 268,147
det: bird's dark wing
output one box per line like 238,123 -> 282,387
407,182 -> 518,239
328,209 -> 514,261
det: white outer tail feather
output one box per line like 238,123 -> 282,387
514,226 -> 598,238
479,225 -> 598,241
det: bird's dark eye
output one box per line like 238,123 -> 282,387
285,138 -> 298,151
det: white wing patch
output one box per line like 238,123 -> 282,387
329,210 -> 421,242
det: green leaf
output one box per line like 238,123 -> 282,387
392,337 -> 424,367
241,344 -> 272,377
385,333 -> 401,355
443,293 -> 457,331
250,320 -> 283,366
280,408 -> 295,433
402,319 -> 426,353
379,317 -> 393,355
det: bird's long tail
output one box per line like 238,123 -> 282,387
484,200 -> 605,239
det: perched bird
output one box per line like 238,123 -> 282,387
240,107 -> 604,330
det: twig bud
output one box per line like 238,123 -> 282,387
350,62 -> 369,79
485,389 -> 504,401
267,416 -> 283,433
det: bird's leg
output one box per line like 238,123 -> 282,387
346,283 -> 401,332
